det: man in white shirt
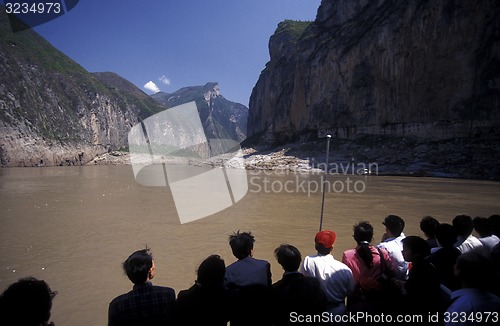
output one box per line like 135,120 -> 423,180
377,215 -> 408,280
453,214 -> 483,254
300,229 -> 354,317
473,216 -> 500,256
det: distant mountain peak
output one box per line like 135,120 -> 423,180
150,82 -> 248,143
204,83 -> 221,103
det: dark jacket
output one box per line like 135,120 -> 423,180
404,260 -> 442,314
224,256 -> 272,289
225,257 -> 273,326
108,282 -> 176,326
271,272 -> 327,326
176,283 -> 229,326
427,247 -> 461,291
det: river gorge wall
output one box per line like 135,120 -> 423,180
0,8 -> 247,167
0,7 -> 166,167
248,0 -> 500,144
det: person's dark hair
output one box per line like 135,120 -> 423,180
473,216 -> 492,238
435,223 -> 458,247
196,254 -> 225,289
383,215 -> 405,236
315,243 -> 332,255
452,214 -> 473,237
402,236 -> 430,261
489,214 -> 500,237
229,230 -> 255,259
274,244 -> 302,272
454,252 -> 494,290
353,221 -> 374,268
420,216 -> 440,239
0,277 -> 57,326
123,248 -> 153,284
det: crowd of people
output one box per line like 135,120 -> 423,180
1,214 -> 499,325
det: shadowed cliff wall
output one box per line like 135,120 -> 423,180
248,0 -> 500,143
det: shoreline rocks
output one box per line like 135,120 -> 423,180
83,134 -> 500,181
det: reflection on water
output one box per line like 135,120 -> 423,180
0,166 -> 499,325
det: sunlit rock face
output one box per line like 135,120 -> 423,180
0,9 -> 248,167
0,8 -> 166,166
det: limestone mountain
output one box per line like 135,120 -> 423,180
0,6 -> 170,167
151,82 -> 248,143
248,0 -> 500,144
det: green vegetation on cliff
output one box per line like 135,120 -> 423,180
275,20 -> 311,42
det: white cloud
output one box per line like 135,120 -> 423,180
159,75 -> 171,85
144,81 -> 160,93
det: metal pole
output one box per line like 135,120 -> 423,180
319,134 -> 331,231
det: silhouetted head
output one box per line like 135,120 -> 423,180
383,215 -> 405,237
353,221 -> 375,268
454,252 -> 494,290
435,223 -> 458,248
0,277 -> 57,326
402,236 -> 430,262
420,216 -> 440,239
123,248 -> 154,285
353,221 -> 374,244
274,244 -> 302,273
472,216 -> 492,238
452,214 -> 473,238
196,254 -> 225,289
229,230 -> 255,259
315,230 -> 336,255
489,214 -> 500,237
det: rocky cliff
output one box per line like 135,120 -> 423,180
0,2 -> 250,167
248,0 -> 500,144
0,8 -> 166,167
151,82 -> 248,144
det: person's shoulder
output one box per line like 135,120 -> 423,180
250,257 -> 270,267
471,235 -> 483,242
303,275 -> 322,287
342,248 -> 356,257
378,238 -> 401,250
301,254 -> 322,267
225,259 -> 238,269
109,290 -> 133,307
374,245 -> 389,255
377,241 -> 388,248
272,278 -> 285,289
109,293 -> 125,304
176,284 -> 198,300
448,288 -> 500,312
151,285 -> 176,295
444,246 -> 462,257
154,285 -> 175,291
253,256 -> 270,263
336,259 -> 352,270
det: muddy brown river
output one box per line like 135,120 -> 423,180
1,165 -> 499,325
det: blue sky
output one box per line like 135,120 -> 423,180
3,0 -> 321,106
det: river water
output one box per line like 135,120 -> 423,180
0,165 -> 499,325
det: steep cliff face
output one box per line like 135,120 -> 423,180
248,0 -> 500,143
0,11 -> 164,166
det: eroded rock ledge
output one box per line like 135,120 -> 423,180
86,134 -> 500,180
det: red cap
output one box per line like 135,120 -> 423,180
315,230 -> 336,249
